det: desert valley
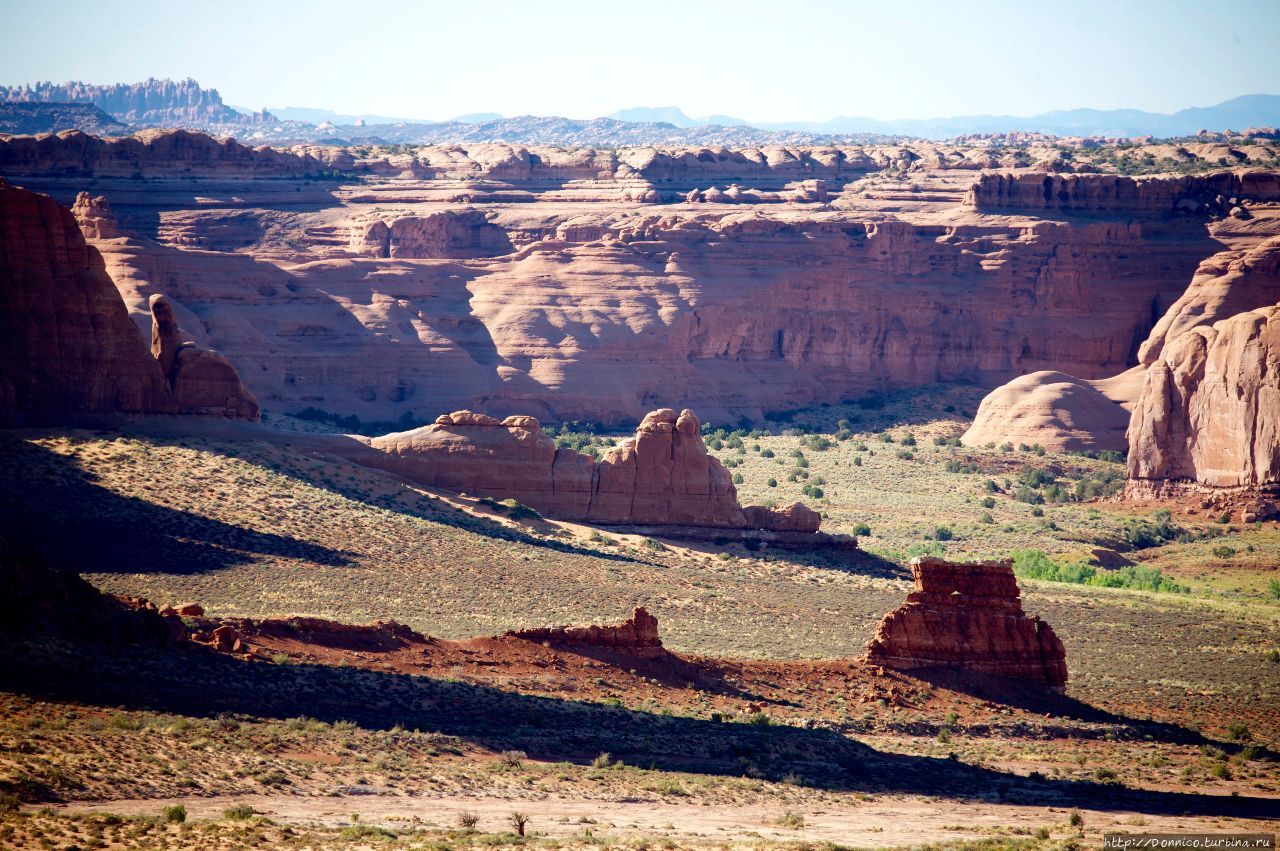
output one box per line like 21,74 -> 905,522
2,11 -> 1280,848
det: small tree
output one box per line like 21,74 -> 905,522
509,811 -> 530,836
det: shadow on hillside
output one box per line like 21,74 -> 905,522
0,437 -> 355,574
910,668 -> 1279,762
1,636 -> 1274,818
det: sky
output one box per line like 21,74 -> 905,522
2,0 -> 1278,123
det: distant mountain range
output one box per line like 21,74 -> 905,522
3,78 -> 1278,144
612,96 -> 1280,139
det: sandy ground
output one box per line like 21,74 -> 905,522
53,791 -> 1277,846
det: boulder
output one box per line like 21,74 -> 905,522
742,502 -> 821,533
865,556 -> 1068,687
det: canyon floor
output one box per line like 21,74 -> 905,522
2,388 -> 1278,849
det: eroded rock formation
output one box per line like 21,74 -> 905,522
865,557 -> 1068,687
357,407 -> 814,531
148,294 -> 261,420
966,170 -> 1280,214
1127,304 -> 1280,490
0,178 -> 175,422
0,180 -> 259,423
961,370 -> 1133,452
0,78 -> 251,126
506,607 -> 663,658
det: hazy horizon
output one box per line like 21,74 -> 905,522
2,0 -> 1279,124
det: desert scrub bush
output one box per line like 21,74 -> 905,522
163,805 -> 186,823
592,752 -> 614,768
933,526 -> 954,541
498,750 -> 527,769
775,811 -> 806,829
457,811 -> 480,830
852,522 -> 871,536
641,538 -> 667,552
1012,549 -> 1187,593
509,812 -> 530,836
1267,579 -> 1280,600
223,804 -> 257,820
342,824 -> 396,839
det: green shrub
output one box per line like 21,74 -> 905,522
933,526 -> 954,541
164,804 -> 187,823
224,804 -> 257,821
852,522 -> 871,536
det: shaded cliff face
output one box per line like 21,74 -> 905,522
1127,304 -> 1280,490
0,178 -> 176,423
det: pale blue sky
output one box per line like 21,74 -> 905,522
2,0 -> 1278,122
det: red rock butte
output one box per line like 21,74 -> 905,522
865,557 -> 1068,687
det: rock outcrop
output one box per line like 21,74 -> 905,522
349,210 -> 513,259
148,294 -> 261,420
506,607 -> 663,658
357,407 -> 813,531
1127,304 -> 1280,490
961,370 -> 1132,452
0,180 -> 259,423
0,178 -> 175,423
865,557 -> 1068,687
965,170 -> 1280,214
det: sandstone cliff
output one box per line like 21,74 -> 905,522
865,557 -> 1068,687
965,170 -> 1280,214
0,180 -> 259,423
357,407 -> 814,531
0,178 -> 176,422
1127,304 -> 1280,490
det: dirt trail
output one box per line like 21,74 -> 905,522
54,792 -> 1275,846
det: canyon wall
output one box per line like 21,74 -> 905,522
0,78 -> 251,126
0,181 -> 258,423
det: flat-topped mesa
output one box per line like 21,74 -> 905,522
865,557 -> 1068,687
965,169 -> 1280,214
359,407 -> 819,532
505,607 -> 663,658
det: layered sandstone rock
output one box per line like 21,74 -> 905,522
961,370 -> 1132,452
1138,235 -> 1280,365
506,607 -> 663,658
348,210 -> 513,259
357,407 -> 810,531
1127,304 -> 1280,490
0,178 -> 176,422
966,170 -> 1280,214
0,78 -> 250,126
0,128 -> 320,178
148,294 -> 261,420
70,191 -> 125,239
865,557 -> 1068,687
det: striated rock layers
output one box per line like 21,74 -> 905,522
357,407 -> 815,531
506,607 -> 664,658
0,179 -> 259,423
966,170 -> 1280,214
865,557 -> 1068,687
1127,303 -> 1280,491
